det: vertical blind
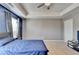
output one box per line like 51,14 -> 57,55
0,5 -> 23,39
0,7 -> 7,32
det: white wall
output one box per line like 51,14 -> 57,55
22,18 -> 63,40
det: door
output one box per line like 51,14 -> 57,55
64,19 -> 73,42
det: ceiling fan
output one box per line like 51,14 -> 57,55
37,3 -> 52,10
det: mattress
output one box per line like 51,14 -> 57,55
0,40 -> 48,55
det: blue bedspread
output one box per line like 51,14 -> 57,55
0,40 -> 48,55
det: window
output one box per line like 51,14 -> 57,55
0,5 -> 22,39
0,8 -> 7,32
11,17 -> 19,38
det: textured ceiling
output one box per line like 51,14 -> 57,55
22,3 -> 72,16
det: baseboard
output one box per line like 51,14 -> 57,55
43,40 -> 64,42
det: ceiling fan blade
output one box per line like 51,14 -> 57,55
37,3 -> 44,8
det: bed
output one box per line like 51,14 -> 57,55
0,38 -> 48,55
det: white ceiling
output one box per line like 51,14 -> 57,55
22,3 -> 72,13
5,3 -> 79,18
21,3 -> 72,18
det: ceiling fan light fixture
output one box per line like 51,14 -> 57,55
45,3 -> 51,6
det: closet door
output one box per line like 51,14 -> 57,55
64,19 -> 73,42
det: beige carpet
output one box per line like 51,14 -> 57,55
44,40 -> 79,55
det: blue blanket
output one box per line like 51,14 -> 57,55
0,40 -> 48,55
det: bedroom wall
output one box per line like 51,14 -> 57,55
22,18 -> 63,40
62,6 -> 79,41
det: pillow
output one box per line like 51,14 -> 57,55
0,37 -> 14,47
